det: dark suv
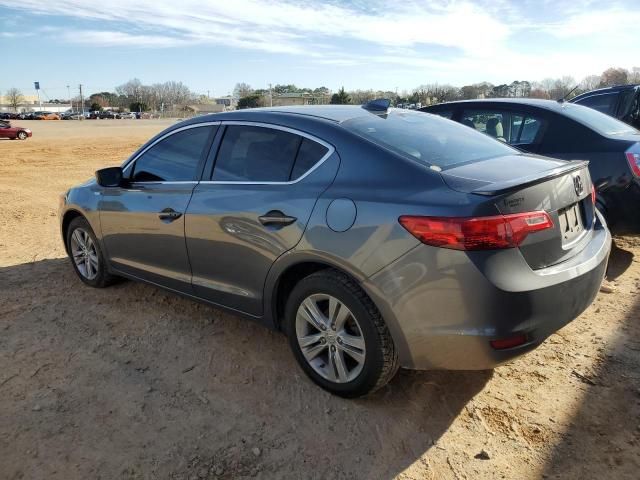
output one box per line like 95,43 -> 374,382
571,84 -> 640,129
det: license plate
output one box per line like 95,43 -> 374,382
559,203 -> 584,244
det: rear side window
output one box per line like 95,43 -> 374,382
213,125 -> 328,182
574,93 -> 617,115
342,110 -> 516,169
291,138 -> 329,179
131,126 -> 212,182
461,110 -> 544,145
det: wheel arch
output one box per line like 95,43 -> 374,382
266,254 -> 367,332
61,209 -> 86,254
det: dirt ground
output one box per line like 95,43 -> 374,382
1,120 -> 639,480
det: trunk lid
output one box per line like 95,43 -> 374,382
441,154 -> 596,269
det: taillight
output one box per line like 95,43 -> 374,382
399,211 -> 554,251
591,185 -> 596,205
626,151 -> 640,177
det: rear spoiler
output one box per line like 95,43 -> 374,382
472,160 -> 589,196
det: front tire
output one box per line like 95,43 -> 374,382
66,217 -> 117,288
17,131 -> 27,140
284,270 -> 399,398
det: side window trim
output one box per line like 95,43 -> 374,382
203,121 -> 336,185
122,121 -> 221,184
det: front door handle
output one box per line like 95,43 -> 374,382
158,208 -> 182,222
258,210 -> 297,227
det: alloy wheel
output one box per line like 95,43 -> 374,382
70,228 -> 99,280
295,293 -> 366,383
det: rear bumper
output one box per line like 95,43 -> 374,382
365,218 -> 611,370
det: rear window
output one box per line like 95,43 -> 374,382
341,109 -> 516,169
560,103 -> 638,136
574,92 -> 617,115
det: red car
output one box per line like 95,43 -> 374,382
0,121 -> 32,140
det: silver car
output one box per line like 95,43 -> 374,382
59,104 -> 611,397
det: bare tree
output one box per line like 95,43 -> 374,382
600,68 -> 629,87
233,82 -> 253,99
6,88 -> 24,112
628,67 -> 640,84
580,75 -> 601,92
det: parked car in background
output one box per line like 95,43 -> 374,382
421,99 -> 640,232
0,120 -> 32,140
35,112 -> 61,120
571,84 -> 640,129
99,111 -> 121,119
119,112 -> 136,119
61,111 -> 84,120
60,104 -> 610,397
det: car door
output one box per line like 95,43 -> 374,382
99,123 -> 217,292
459,108 -> 546,153
185,122 -> 339,316
0,124 -> 10,138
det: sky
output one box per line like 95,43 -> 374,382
1,0 -> 639,99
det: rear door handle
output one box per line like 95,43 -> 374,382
258,210 -> 297,226
158,208 -> 182,222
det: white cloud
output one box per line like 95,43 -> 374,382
0,0 -> 638,84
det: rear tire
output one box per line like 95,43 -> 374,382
284,269 -> 399,398
66,217 -> 118,288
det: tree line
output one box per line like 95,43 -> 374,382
3,66 -> 639,112
233,66 -> 640,107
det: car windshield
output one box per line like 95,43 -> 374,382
341,109 -> 517,169
560,103 -> 639,136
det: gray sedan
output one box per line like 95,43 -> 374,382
59,104 -> 611,397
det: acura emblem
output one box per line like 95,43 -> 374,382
573,175 -> 583,196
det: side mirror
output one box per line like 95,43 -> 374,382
95,167 -> 123,187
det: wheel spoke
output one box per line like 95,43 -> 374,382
298,332 -> 324,348
86,258 -> 94,278
333,349 -> 349,382
339,334 -> 366,363
302,342 -> 326,362
300,297 -> 328,331
88,253 -> 99,270
333,303 -> 351,331
72,229 -> 84,248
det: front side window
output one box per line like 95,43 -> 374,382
131,126 -> 212,182
461,110 -> 544,146
213,125 -> 328,182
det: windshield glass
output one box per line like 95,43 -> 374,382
341,109 -> 517,169
560,103 -> 638,136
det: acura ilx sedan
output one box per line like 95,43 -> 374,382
59,103 -> 611,397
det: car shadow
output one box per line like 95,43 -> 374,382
605,239 -> 635,281
540,285 -> 640,478
0,258 -> 491,479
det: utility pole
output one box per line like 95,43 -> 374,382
269,83 -> 273,107
79,84 -> 85,119
67,85 -> 72,112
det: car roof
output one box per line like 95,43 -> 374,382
195,105 -> 376,124
572,84 -> 639,101
423,98 -> 595,113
